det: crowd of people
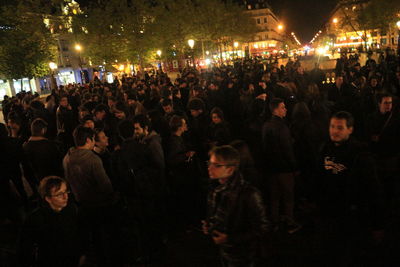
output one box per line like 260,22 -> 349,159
1,49 -> 400,266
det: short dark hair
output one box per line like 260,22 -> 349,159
269,98 -> 284,113
7,111 -> 23,125
118,119 -> 134,139
31,118 -> 48,137
331,111 -> 354,128
38,176 -> 67,199
73,125 -> 95,147
114,101 -> 128,114
133,114 -> 150,130
161,98 -> 172,107
209,145 -> 240,168
169,115 -> 184,132
94,103 -> 109,114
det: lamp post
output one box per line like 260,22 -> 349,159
233,41 -> 239,59
49,62 -> 57,90
156,50 -> 162,71
188,39 -> 195,67
397,20 -> 400,56
74,43 -> 85,84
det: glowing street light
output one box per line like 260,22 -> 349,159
333,18 -> 338,24
187,39 -> 195,67
74,44 -> 85,84
233,42 -> 239,59
278,24 -> 284,31
49,62 -> 57,70
156,50 -> 162,70
49,62 -> 58,90
397,21 -> 400,56
188,39 -> 195,49
74,44 -> 82,52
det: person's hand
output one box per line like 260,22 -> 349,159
212,230 -> 228,245
201,220 -> 209,235
67,104 -> 72,110
372,230 -> 385,244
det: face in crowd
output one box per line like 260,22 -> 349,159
207,154 -> 236,181
273,102 -> 287,118
134,123 -> 148,140
211,113 -> 222,124
329,118 -> 353,144
95,131 -> 109,150
45,182 -> 69,211
379,96 -> 392,114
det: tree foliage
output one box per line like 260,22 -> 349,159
360,0 -> 400,31
0,0 -> 57,80
72,0 -> 257,67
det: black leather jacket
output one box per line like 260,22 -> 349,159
207,172 -> 269,261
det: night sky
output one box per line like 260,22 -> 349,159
268,0 -> 338,44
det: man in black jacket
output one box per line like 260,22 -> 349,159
202,145 -> 269,267
262,98 -> 300,233
23,118 -> 64,182
314,111 -> 384,266
18,176 -> 83,267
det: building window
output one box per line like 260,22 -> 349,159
381,38 -> 387,45
264,17 -> 267,23
257,18 -> 261,24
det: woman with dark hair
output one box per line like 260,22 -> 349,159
207,107 -> 232,148
7,111 -> 29,142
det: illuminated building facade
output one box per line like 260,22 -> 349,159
325,0 -> 399,51
243,0 -> 284,56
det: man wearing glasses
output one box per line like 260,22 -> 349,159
202,145 -> 269,267
18,176 -> 84,267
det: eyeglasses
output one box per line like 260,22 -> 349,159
50,190 -> 70,198
206,161 -> 235,168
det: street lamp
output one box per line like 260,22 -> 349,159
156,50 -> 162,71
233,42 -> 239,59
278,24 -> 284,31
75,43 -> 85,84
333,18 -> 338,24
74,44 -> 82,52
397,20 -> 400,56
49,62 -> 57,90
188,39 -> 195,67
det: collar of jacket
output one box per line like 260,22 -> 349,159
214,171 -> 245,194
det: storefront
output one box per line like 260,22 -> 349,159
58,69 -> 77,85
